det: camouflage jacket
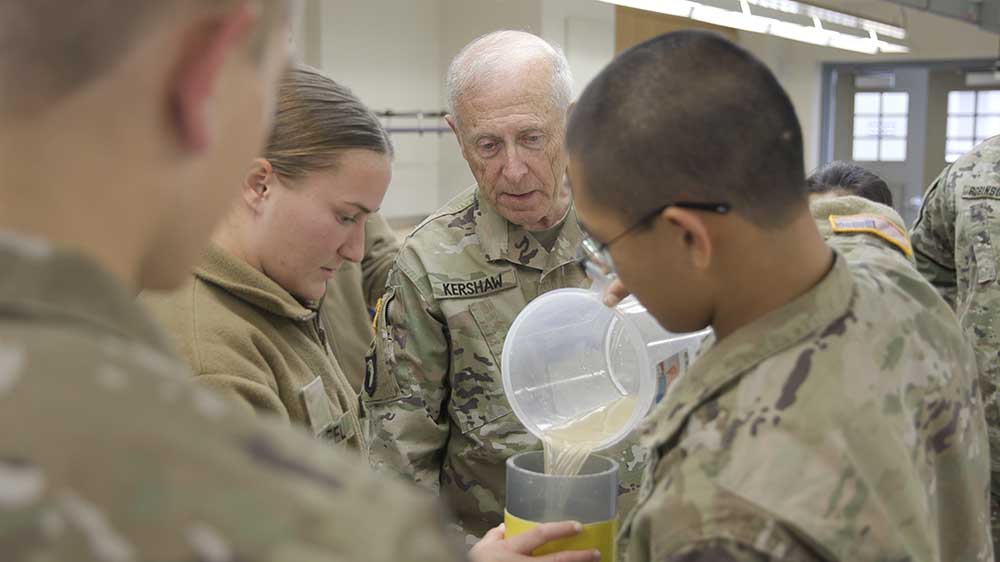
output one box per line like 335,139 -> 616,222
0,233 -> 464,561
623,197 -> 992,562
363,186 -> 648,538
910,138 -> 1000,517
143,243 -> 363,451
324,212 -> 400,392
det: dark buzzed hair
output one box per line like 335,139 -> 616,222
567,31 -> 806,228
0,0 -> 287,117
806,161 -> 893,207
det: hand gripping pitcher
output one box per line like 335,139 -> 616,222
500,281 -> 709,560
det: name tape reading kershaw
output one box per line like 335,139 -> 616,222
431,270 -> 517,299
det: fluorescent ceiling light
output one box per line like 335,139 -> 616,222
604,0 -> 695,17
691,5 -> 770,32
598,0 -> 909,54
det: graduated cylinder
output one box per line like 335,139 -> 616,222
504,451 -> 619,561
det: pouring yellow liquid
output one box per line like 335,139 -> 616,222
504,396 -> 637,560
541,395 -> 637,476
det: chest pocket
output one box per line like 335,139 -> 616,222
300,376 -> 355,445
445,298 -> 518,438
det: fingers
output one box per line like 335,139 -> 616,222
504,521 -> 583,553
468,524 -> 508,562
602,279 -> 630,307
481,523 -> 506,543
534,549 -> 601,562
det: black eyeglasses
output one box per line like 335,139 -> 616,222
578,201 -> 731,279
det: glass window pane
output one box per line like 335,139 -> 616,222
948,116 -> 975,138
880,139 -> 907,161
977,90 -> 1000,114
881,92 -> 909,114
854,92 -> 880,114
976,115 -> 1000,138
946,153 -> 964,163
880,116 -> 908,137
854,116 -> 881,137
947,139 -> 974,157
949,90 -> 975,114
853,139 -> 879,161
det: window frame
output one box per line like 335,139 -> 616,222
852,90 -> 909,163
945,89 -> 1000,163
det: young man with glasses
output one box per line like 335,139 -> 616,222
567,31 -> 991,562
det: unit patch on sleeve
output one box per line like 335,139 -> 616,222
430,270 -> 517,299
829,213 -> 913,258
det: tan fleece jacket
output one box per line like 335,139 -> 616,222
142,243 -> 363,452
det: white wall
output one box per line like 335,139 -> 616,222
541,0 -> 616,97
293,0 -> 999,220
308,0 -> 447,219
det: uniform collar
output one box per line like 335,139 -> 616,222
642,252 -> 854,450
196,243 -> 318,321
474,188 -> 584,274
0,232 -> 174,354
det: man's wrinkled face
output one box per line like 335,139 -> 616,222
450,68 -> 569,231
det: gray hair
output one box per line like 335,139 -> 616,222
446,30 -> 573,121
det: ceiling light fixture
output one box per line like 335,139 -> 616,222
600,0 -> 909,54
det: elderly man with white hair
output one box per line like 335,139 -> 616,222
362,30 -> 647,539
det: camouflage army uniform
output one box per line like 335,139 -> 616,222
910,136 -> 1000,552
324,212 -> 401,392
623,197 -> 992,562
0,233 -> 464,561
363,186 -> 648,538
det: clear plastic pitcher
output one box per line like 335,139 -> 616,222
501,288 -> 709,452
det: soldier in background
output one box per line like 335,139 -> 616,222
910,135 -> 1000,556
325,212 -> 400,391
0,1 -> 595,560
567,30 -> 990,562
362,29 -> 647,539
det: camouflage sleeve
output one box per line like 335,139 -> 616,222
363,253 -> 450,492
910,167 -> 959,309
360,213 -> 401,308
664,540 -> 799,562
0,330 -> 468,562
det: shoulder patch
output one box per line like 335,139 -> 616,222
962,185 -> 1000,200
829,214 -> 913,257
430,270 -> 517,300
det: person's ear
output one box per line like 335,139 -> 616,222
445,114 -> 463,145
663,207 -> 713,271
242,158 -> 274,212
169,2 -> 259,151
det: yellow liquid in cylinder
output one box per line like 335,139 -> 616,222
541,396 -> 636,476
